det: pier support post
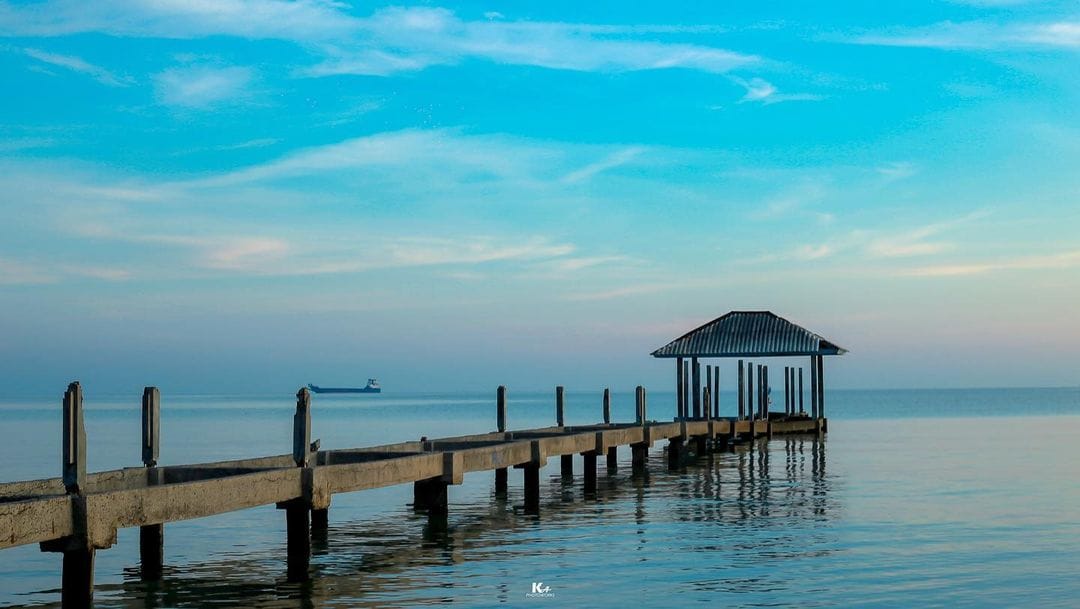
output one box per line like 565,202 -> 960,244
667,438 -> 684,470
523,464 -> 540,514
606,445 -> 618,470
810,356 -> 819,419
62,548 -> 95,609
582,451 -> 597,493
561,454 -> 573,478
705,365 -> 713,417
412,478 -> 449,515
285,503 -> 310,582
311,508 -> 329,531
631,442 -> 648,472
747,363 -> 754,426
555,385 -> 565,427
495,386 -> 508,493
602,388 -> 611,424
140,387 -> 164,580
682,361 -> 689,419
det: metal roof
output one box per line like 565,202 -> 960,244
651,311 -> 847,358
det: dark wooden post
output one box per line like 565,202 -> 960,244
603,388 -> 611,424
817,356 -> 826,420
705,365 -> 713,418
799,367 -> 805,414
60,381 -> 94,606
286,388 -> 312,581
691,357 -> 701,419
635,386 -> 643,424
140,387 -> 163,580
63,382 -> 86,495
495,386 -> 508,493
786,369 -> 794,416
523,463 -> 540,514
497,385 -> 507,432
713,366 -> 720,419
747,362 -> 754,423
556,386 -> 572,477
606,444 -> 618,470
676,358 -> 684,420
738,360 -> 745,420
757,364 -> 765,420
682,361 -> 689,419
583,450 -> 597,493
293,388 -> 311,468
810,356 -> 819,418
555,385 -> 565,427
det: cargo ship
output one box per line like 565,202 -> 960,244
307,379 -> 381,394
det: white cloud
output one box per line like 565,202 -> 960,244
0,3 -> 760,77
561,147 -> 644,183
848,20 -> 1080,50
153,65 -> 255,109
731,76 -> 825,105
902,250 -> 1080,277
876,161 -> 918,181
22,47 -> 132,86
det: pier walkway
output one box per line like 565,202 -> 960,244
0,383 -> 825,607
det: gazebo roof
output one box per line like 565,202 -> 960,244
651,311 -> 847,358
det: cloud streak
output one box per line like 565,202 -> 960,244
22,47 -> 132,86
847,20 -> 1080,50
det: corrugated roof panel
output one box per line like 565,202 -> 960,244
651,311 -> 847,358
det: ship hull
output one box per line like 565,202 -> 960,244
307,385 -> 381,394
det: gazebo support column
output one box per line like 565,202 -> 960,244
691,357 -> 701,419
676,358 -> 684,420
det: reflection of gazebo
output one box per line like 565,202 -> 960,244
651,311 -> 847,423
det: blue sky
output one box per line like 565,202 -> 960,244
1,1 -> 1078,395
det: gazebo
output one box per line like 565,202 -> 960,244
651,311 -> 846,424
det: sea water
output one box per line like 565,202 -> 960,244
1,387 -> 1078,607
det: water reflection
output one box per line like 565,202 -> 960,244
19,435 -> 835,608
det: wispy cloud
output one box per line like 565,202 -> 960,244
847,20 -> 1080,50
902,249 -> 1080,277
876,162 -> 918,181
153,64 -> 255,109
731,76 -> 825,105
22,47 -> 131,86
0,3 -> 761,77
561,147 -> 644,183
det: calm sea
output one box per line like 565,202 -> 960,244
1,387 -> 1078,607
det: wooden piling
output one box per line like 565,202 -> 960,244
713,366 -> 720,419
784,367 -> 790,416
682,361 -> 689,419
676,357 -> 685,420
602,388 -> 611,425
523,464 -> 540,514
606,445 -> 618,470
62,382 -> 86,495
705,365 -> 713,418
667,438 -> 683,470
691,357 -> 701,419
555,385 -> 565,427
799,367 -> 805,414
583,451 -> 597,493
817,355 -> 826,420
495,386 -> 508,493
810,356 -> 818,418
738,360 -> 745,420
293,388 -> 312,468
497,385 -> 507,433
139,387 -> 163,580
747,362 -> 754,423
61,548 -> 94,608
285,502 -> 310,581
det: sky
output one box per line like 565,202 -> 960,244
1,1 -> 1078,396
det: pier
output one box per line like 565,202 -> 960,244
0,310 -> 844,607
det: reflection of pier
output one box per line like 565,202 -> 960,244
96,437 -> 831,608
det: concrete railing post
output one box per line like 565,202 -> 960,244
140,387 -> 163,581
